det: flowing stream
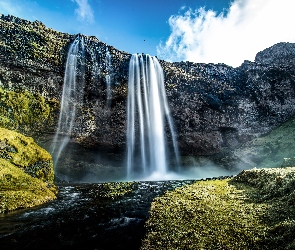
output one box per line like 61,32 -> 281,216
0,180 -> 194,249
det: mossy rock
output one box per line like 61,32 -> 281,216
95,182 -> 135,199
0,128 -> 56,213
0,158 -> 56,213
142,167 -> 295,249
0,87 -> 58,133
0,127 -> 54,182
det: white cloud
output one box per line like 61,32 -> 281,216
72,0 -> 94,23
0,0 -> 21,16
157,0 -> 295,67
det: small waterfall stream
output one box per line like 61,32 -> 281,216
105,48 -> 112,110
127,54 -> 180,179
51,36 -> 85,167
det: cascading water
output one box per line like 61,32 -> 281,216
105,48 -> 112,110
127,54 -> 180,179
51,36 -> 85,167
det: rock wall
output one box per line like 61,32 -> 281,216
1,15 -> 295,168
162,49 -> 295,157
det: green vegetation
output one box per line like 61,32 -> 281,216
0,128 -> 57,213
141,167 -> 295,249
232,116 -> 295,169
95,182 -> 137,199
0,159 -> 56,213
233,167 -> 295,249
0,127 -> 54,182
0,87 -> 58,133
141,178 -> 266,249
0,17 -> 70,65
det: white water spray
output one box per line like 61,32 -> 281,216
127,54 -> 180,179
51,36 -> 85,167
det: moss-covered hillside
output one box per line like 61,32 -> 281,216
142,168 -> 295,249
0,87 -> 58,134
0,128 -> 57,213
0,14 -> 70,66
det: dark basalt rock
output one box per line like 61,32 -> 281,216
161,47 -> 295,159
1,14 -> 295,171
255,42 -> 295,67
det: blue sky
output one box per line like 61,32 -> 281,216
1,0 -> 295,66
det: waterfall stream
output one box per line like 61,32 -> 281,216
51,36 -> 85,167
127,54 -> 180,179
105,48 -> 112,110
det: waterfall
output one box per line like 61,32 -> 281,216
51,36 -> 85,167
127,54 -> 180,179
105,48 -> 112,109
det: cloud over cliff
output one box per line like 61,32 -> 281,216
157,0 -> 295,67
72,0 -> 94,23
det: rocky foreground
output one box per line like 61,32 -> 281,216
141,167 -> 295,249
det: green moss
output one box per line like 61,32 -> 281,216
0,87 -> 58,133
142,168 -> 295,249
232,168 -> 295,249
0,127 -> 54,182
96,182 -> 136,199
141,179 -> 267,249
0,158 -> 56,213
0,128 -> 57,213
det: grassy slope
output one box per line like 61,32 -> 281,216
142,168 -> 295,249
0,127 -> 56,213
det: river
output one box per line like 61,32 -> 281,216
0,180 -> 195,249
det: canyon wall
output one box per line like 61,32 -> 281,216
1,15 -> 295,169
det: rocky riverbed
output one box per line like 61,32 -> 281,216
1,167 -> 294,249
0,180 -> 195,249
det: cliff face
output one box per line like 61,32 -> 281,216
1,15 -> 295,169
161,43 -> 295,157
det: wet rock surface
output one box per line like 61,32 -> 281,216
0,180 -> 195,249
1,15 -> 295,170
